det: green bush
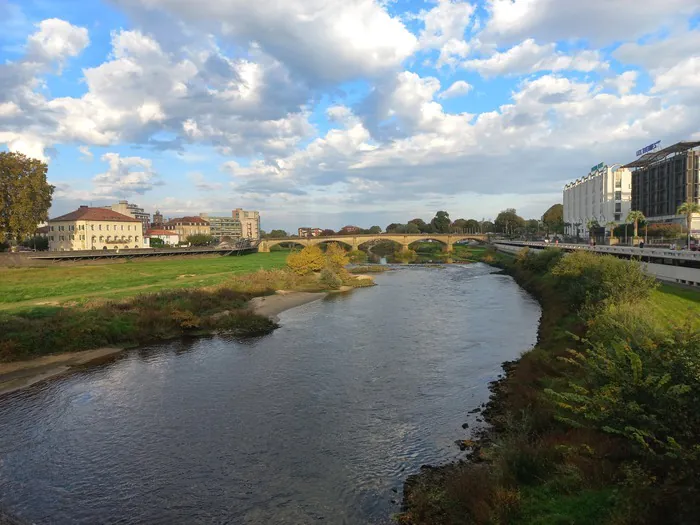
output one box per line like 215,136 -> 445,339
319,268 -> 343,289
348,249 -> 368,263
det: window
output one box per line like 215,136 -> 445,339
50,226 -> 54,231
50,236 -> 54,241
615,213 -> 621,221
106,225 -> 109,230
99,225 -> 102,230
615,191 -> 622,201
615,203 -> 622,212
121,225 -> 124,231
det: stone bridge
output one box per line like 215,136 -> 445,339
258,233 -> 488,253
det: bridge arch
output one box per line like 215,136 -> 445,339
308,238 -> 354,250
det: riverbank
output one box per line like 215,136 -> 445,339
248,290 -> 327,321
400,247 -> 700,525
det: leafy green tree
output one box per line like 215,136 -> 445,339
286,245 -> 325,275
465,219 -> 480,232
268,229 -> 288,238
20,235 -> 49,251
0,152 -> 54,242
495,209 -> 525,236
321,229 -> 336,236
348,250 -> 368,263
149,237 -> 165,248
450,219 -> 468,233
405,222 -> 420,234
386,223 -> 405,233
677,201 -> 700,247
431,211 -> 451,233
367,225 -> 382,234
626,210 -> 646,240
586,219 -> 600,238
605,221 -> 617,241
480,220 -> 495,233
186,234 -> 215,246
542,204 -> 564,235
525,219 -> 540,237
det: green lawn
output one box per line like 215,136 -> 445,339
650,283 -> 700,328
0,252 -> 288,310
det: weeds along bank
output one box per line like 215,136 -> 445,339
400,248 -> 700,525
0,245 -> 372,362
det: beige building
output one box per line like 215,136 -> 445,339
232,208 -> 260,240
199,214 -> 243,240
48,206 -> 144,251
144,229 -> 180,246
164,216 -> 211,241
103,200 -> 151,232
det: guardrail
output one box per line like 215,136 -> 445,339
496,241 -> 700,263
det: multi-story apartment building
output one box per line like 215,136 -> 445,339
163,216 -> 211,241
298,227 -> 323,238
563,162 -> 632,238
48,206 -> 143,251
232,209 -> 260,240
152,210 -> 164,228
200,214 -> 243,240
624,141 -> 700,234
104,200 -> 151,232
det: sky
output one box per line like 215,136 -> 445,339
1,0 -> 700,231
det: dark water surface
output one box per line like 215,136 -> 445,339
0,264 -> 540,524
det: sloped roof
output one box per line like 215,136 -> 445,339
145,229 -> 178,236
50,206 -> 140,222
165,216 -> 210,225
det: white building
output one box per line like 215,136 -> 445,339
563,162 -> 632,239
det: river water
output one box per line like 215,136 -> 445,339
0,264 -> 540,524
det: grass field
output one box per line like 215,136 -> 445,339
649,283 -> 700,328
0,252 -> 288,311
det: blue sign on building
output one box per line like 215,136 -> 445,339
636,140 -> 661,157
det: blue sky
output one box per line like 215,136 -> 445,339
1,0 -> 699,231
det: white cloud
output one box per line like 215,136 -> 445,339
652,57 -> 700,93
92,153 -> 163,197
605,71 -> 638,96
112,0 -> 417,84
417,0 -> 475,49
482,0 -> 700,45
461,39 -> 607,77
439,80 -> 472,99
78,145 -> 93,161
26,18 -> 89,65
187,171 -> 223,191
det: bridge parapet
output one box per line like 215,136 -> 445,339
257,233 -> 487,253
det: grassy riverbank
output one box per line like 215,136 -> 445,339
400,248 -> 700,525
0,252 -> 289,311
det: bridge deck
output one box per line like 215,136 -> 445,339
28,246 -> 257,261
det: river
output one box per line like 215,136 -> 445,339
0,264 -> 540,524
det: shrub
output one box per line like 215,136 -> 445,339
551,251 -> 656,310
319,268 -> 343,290
394,248 -> 417,263
348,249 -> 368,263
521,248 -> 564,274
286,245 -> 326,275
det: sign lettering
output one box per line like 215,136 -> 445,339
636,140 -> 661,157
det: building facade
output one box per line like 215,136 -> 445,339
232,209 -> 260,240
563,162 -> 633,238
48,206 -> 143,251
163,216 -> 211,241
624,141 -> 700,234
298,227 -> 323,238
339,225 -> 362,235
144,229 -> 180,245
152,210 -> 164,228
104,201 -> 151,232
200,214 -> 243,240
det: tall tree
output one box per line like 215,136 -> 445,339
386,223 -> 406,233
677,201 -> 700,247
480,220 -> 495,233
431,211 -> 451,233
0,152 -> 54,242
405,222 -> 420,234
450,218 -> 468,233
268,229 -> 288,238
542,204 -> 564,235
626,210 -> 645,241
367,225 -> 382,234
408,218 -> 430,233
494,208 -> 525,235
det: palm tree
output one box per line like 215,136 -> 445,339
678,201 -> 700,248
605,221 -> 617,242
586,219 -> 600,241
626,210 -> 645,243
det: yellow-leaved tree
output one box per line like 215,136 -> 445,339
286,245 -> 325,275
324,242 -> 349,270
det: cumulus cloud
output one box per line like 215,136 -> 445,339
439,80 -> 472,99
26,18 -> 89,65
605,71 -> 638,96
482,0 -> 700,45
111,0 -> 417,84
92,153 -> 163,197
187,171 -> 223,192
462,39 -> 607,77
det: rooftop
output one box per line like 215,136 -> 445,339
50,206 -> 140,223
166,216 -> 210,225
623,141 -> 700,169
145,229 -> 178,236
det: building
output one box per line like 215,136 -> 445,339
48,206 -> 143,251
563,162 -> 633,238
339,225 -> 361,235
104,201 -> 151,232
144,229 -> 180,246
200,213 -> 243,241
623,141 -> 700,234
232,209 -> 260,240
152,210 -> 164,228
163,216 -> 211,241
298,227 -> 323,238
